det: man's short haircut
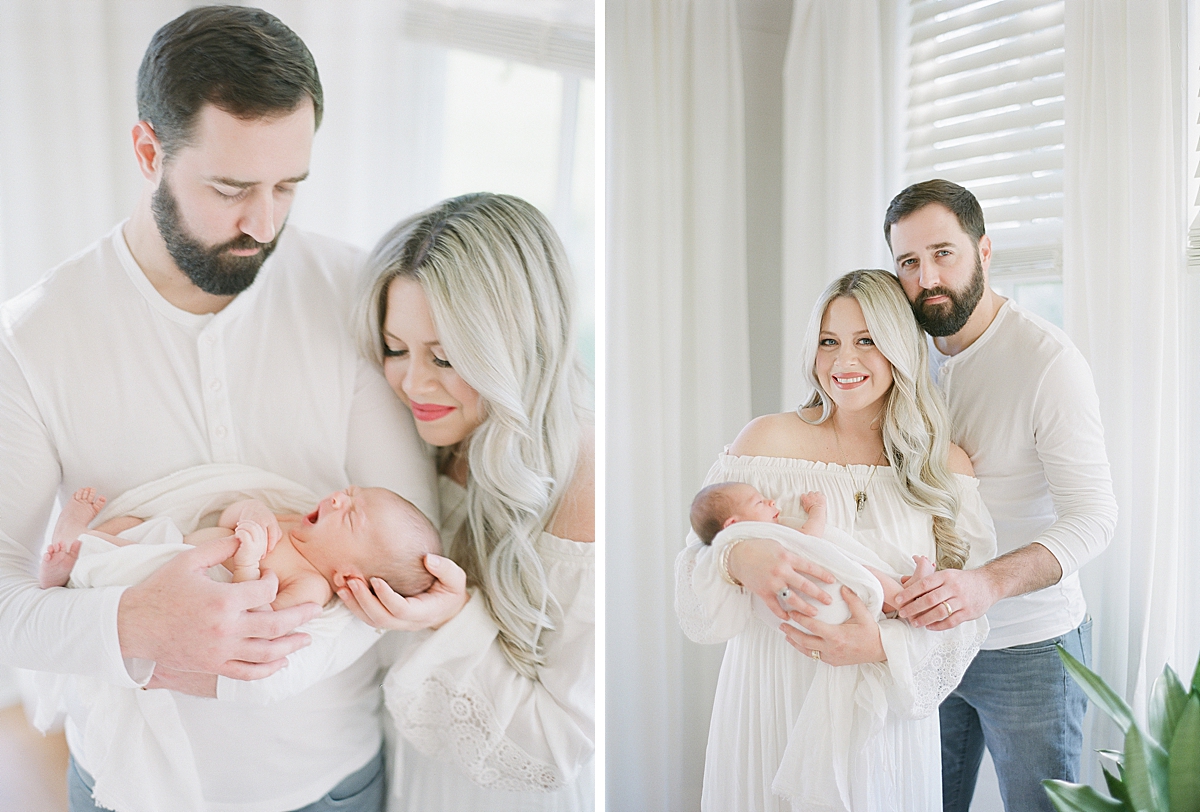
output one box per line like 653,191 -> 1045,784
691,483 -> 742,546
137,5 -> 323,158
883,179 -> 986,249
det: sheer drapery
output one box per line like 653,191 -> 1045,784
779,0 -> 898,409
606,0 -> 750,808
1063,0 -> 1197,782
0,0 -> 448,304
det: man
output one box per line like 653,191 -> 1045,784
885,179 -> 1118,812
0,7 -> 436,811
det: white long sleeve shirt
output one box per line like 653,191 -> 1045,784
931,299 -> 1117,649
0,223 -> 437,812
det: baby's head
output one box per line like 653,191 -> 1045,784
690,482 -> 780,545
296,486 -> 442,596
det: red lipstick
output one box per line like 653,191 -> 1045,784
410,402 -> 456,421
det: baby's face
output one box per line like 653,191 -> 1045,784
291,486 -> 399,578
727,483 -> 780,523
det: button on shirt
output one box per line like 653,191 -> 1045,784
0,223 -> 437,811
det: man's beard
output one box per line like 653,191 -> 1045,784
910,251 -> 985,337
151,178 -> 282,296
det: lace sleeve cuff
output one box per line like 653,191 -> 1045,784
878,616 -> 988,719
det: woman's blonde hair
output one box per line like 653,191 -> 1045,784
798,269 -> 968,569
359,193 -> 589,677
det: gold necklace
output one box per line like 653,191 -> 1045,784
832,423 -> 886,514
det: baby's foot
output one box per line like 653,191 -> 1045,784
39,540 -> 82,589
910,554 -> 936,582
51,488 -> 106,548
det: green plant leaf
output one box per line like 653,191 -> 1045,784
1149,664 -> 1188,747
1191,649 -> 1200,696
1098,749 -> 1124,767
1168,694 -> 1200,812
1043,780 -> 1129,811
1102,765 -> 1132,807
1122,723 -> 1168,812
1059,644 -> 1135,734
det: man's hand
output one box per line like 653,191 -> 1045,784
117,536 -> 321,679
893,566 -> 997,630
893,543 -> 1063,630
145,665 -> 218,697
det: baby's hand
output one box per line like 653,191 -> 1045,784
235,503 -> 282,553
229,520 -> 269,581
799,491 -> 826,512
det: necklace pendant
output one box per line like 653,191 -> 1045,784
855,491 -> 868,513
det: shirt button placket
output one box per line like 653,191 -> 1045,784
198,326 -> 236,462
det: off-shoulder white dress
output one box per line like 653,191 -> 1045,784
676,452 -> 996,812
381,476 -> 595,812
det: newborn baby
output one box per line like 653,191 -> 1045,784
41,485 -> 440,609
690,481 -> 933,615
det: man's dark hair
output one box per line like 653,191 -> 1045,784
136,5 -> 323,158
883,179 -> 986,248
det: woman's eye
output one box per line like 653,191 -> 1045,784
858,337 -> 875,346
382,346 -> 407,358
819,338 -> 837,347
432,356 -> 453,369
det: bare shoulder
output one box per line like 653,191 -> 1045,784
946,442 -> 975,476
729,410 -> 824,459
273,571 -> 333,611
549,428 -> 595,543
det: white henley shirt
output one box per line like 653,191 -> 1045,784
0,223 -> 437,812
930,299 -> 1117,649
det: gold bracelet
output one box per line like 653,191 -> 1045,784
719,538 -> 745,587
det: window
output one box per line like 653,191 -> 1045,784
401,0 -> 596,376
904,0 -> 1064,324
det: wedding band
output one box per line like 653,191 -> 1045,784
942,601 -> 955,618
810,649 -> 821,662
777,587 -> 791,605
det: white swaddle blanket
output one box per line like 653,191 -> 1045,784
33,464 -> 358,812
709,520 -> 903,811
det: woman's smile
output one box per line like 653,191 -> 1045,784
409,401 -> 457,421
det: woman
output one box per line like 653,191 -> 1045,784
676,269 -> 995,812
344,192 -> 594,811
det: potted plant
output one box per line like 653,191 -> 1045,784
1042,645 -> 1200,811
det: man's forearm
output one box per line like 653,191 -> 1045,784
981,541 -> 1063,601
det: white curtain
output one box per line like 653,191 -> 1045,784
0,0 -> 455,303
779,0 -> 899,409
606,0 -> 751,808
1063,0 -> 1198,783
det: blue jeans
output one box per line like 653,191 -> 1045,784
940,616 -> 1092,812
68,747 -> 385,812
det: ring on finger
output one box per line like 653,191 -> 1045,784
777,587 -> 791,606
942,600 -> 955,619
810,649 -> 821,662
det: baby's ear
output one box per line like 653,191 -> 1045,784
722,516 -> 739,530
332,571 -> 348,589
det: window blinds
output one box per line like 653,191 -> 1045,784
401,0 -> 594,77
905,0 -> 1064,275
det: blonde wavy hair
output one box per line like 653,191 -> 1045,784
359,193 -> 589,678
798,269 -> 968,570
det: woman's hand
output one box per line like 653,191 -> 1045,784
338,554 -> 470,631
726,537 -> 836,621
779,586 -> 886,666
